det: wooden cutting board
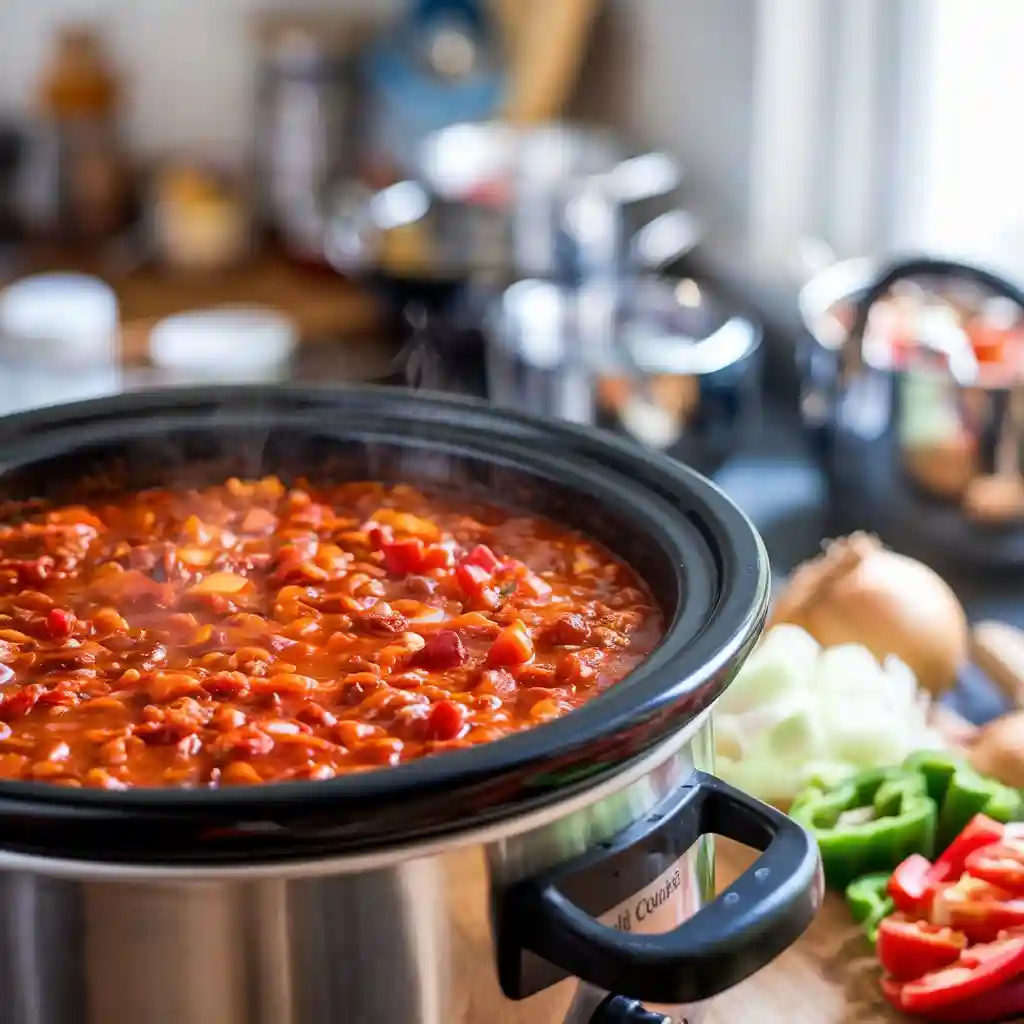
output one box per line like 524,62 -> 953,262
707,838 -> 897,1023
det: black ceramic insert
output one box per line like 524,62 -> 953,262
0,386 -> 769,863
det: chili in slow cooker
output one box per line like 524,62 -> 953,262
0,477 -> 663,789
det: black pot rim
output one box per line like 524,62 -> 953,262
0,385 -> 769,863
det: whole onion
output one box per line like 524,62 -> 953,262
769,533 -> 968,696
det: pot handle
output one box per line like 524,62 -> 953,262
845,255 -> 1024,370
498,772 -> 822,1006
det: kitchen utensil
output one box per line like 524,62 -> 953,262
0,272 -> 120,415
498,0 -> 600,123
148,306 -> 297,384
486,271 -> 760,474
360,0 -> 504,182
254,16 -> 356,264
327,121 -> 685,287
0,385 -> 819,1024
798,254 -> 1024,571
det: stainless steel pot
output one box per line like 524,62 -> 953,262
486,275 -> 761,475
326,122 -> 695,287
799,254 -> 1024,571
0,386 -> 820,1024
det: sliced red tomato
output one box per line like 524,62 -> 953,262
965,840 -> 1024,897
930,815 -> 1007,888
890,853 -> 936,914
930,876 -> 1024,944
876,916 -> 966,981
898,935 -> 1024,1013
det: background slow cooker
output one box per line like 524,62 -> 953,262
0,387 -> 821,1024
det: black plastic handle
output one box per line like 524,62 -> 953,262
847,255 -> 1024,354
498,772 -> 823,1006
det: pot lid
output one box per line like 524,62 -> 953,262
495,274 -> 760,377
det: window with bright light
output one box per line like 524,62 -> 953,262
910,1 -> 1024,268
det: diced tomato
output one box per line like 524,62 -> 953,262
517,570 -> 553,600
45,608 -> 73,640
876,916 -> 966,981
931,815 -> 1007,889
420,545 -> 454,571
425,699 -> 466,742
487,621 -> 535,667
465,545 -> 501,574
930,875 -> 1024,944
890,853 -> 936,914
456,562 -> 500,609
965,840 -> 1024,897
898,934 -> 1024,1013
382,538 -> 425,576
415,630 -> 467,671
365,524 -> 393,550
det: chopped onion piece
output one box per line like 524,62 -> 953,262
713,623 -> 948,806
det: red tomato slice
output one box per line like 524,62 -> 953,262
899,935 -> 1024,1013
876,916 -> 966,981
965,841 -> 1024,897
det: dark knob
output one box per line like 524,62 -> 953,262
590,994 -> 672,1024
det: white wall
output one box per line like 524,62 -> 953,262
575,0 -> 757,243
0,0 -> 401,164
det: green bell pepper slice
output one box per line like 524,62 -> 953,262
937,765 -> 1023,849
901,750 -> 962,806
790,767 -> 937,891
898,751 -> 1023,849
845,872 -> 893,945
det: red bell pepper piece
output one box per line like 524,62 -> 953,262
889,853 -> 936,914
965,839 -> 1024,897
896,934 -> 1024,1014
930,875 -> 1024,944
876,916 -> 966,981
929,815 -> 1007,889
901,976 -> 1024,1023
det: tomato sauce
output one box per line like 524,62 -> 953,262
0,478 -> 663,788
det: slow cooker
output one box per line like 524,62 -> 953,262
0,386 -> 821,1024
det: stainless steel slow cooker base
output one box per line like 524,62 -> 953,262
0,714 -> 715,1024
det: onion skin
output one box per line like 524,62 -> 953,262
769,533 -> 968,697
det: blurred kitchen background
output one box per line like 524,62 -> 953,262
2,0 -> 1024,722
